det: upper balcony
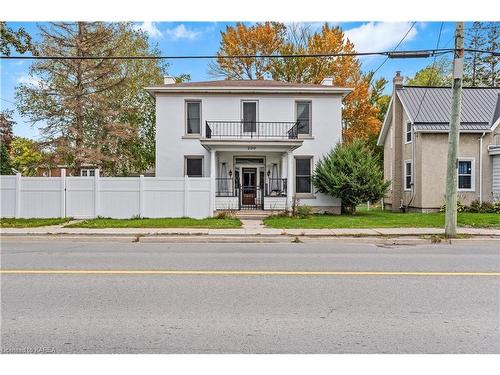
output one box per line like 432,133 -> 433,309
204,121 -> 300,141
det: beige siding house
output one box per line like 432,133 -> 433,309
378,72 -> 500,212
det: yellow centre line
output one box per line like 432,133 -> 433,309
1,270 -> 500,276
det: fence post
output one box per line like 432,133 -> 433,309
15,173 -> 21,218
94,169 -> 100,218
184,175 -> 189,217
139,175 -> 144,218
60,168 -> 66,218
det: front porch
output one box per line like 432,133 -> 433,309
214,152 -> 290,211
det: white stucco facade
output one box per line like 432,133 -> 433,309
148,80 -> 350,213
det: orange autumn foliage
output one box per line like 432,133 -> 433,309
211,23 -> 381,142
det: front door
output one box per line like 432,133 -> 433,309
241,168 -> 257,208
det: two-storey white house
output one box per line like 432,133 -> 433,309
146,78 -> 351,214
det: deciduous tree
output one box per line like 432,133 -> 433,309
0,22 -> 33,56
16,22 -> 168,176
0,110 -> 15,151
9,136 -> 43,176
210,23 -> 381,142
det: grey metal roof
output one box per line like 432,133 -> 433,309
413,123 -> 491,132
397,86 -> 500,127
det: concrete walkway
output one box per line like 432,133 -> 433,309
1,219 -> 499,238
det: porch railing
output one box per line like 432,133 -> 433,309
205,121 -> 299,140
265,178 -> 287,197
216,177 -> 239,197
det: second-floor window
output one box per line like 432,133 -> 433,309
405,121 -> 412,143
186,101 -> 201,135
242,101 -> 257,133
296,101 -> 311,135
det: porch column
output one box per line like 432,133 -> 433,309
287,150 -> 294,210
209,149 -> 216,216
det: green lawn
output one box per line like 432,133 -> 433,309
263,210 -> 500,229
66,217 -> 242,229
0,218 -> 71,228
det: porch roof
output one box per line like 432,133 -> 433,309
200,139 -> 303,152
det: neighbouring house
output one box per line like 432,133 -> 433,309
146,77 -> 352,213
378,71 -> 500,212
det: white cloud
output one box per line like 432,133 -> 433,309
164,24 -> 201,41
344,22 -> 418,53
134,22 -> 163,38
17,74 -> 43,87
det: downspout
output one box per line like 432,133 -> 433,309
403,123 -> 416,212
479,132 -> 486,203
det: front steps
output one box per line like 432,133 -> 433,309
231,210 -> 281,220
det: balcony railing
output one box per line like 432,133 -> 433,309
205,121 -> 299,140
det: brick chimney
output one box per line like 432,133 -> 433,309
393,71 -> 403,90
163,76 -> 176,85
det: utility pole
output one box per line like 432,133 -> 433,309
445,22 -> 464,237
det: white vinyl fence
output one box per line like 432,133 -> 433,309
0,171 -> 211,219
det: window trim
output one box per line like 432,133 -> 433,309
295,100 -> 312,136
404,159 -> 412,191
405,121 -> 412,144
241,100 -> 259,133
294,156 -> 313,196
185,100 -> 202,136
184,155 -> 204,177
458,157 -> 475,192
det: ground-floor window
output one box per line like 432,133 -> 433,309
185,156 -> 203,177
404,160 -> 412,191
295,157 -> 312,194
458,159 -> 473,190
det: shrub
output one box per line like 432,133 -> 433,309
215,210 -> 235,219
439,200 -> 466,213
469,199 -> 481,213
493,200 -> 500,214
312,140 -> 390,214
295,205 -> 314,219
480,202 -> 495,213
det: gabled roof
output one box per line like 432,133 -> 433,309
398,86 -> 500,125
377,85 -> 500,145
146,79 -> 352,95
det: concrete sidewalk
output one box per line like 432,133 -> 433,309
1,219 -> 499,238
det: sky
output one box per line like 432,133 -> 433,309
0,21 -> 460,139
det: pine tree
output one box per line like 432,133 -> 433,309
311,140 -> 390,214
484,22 -> 499,86
464,22 -> 499,87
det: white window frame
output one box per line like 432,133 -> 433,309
185,100 -> 202,136
404,160 -> 412,191
458,157 -> 475,191
80,168 -> 96,177
405,121 -> 412,144
184,155 -> 204,177
294,156 -> 313,196
241,100 -> 259,133
295,100 -> 312,136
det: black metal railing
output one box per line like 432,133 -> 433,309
205,121 -> 299,140
265,178 -> 287,197
216,177 -> 239,197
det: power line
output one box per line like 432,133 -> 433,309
0,48 -> 456,61
0,97 -> 17,105
414,22 -> 445,124
371,22 -> 417,76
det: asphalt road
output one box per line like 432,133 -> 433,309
1,239 -> 499,353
